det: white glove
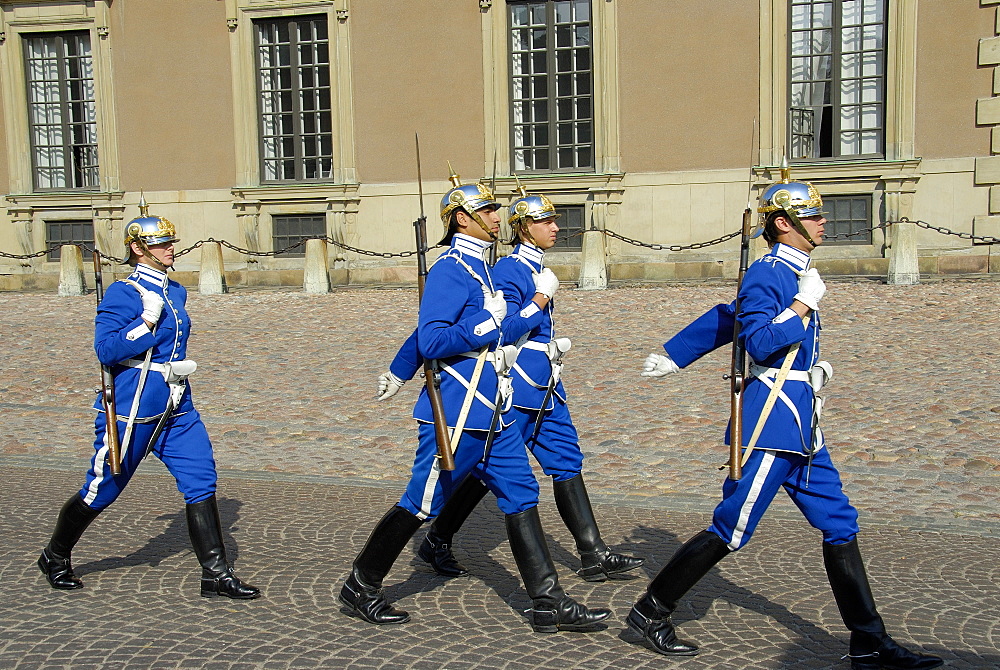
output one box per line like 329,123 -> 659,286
640,353 -> 680,378
139,289 -> 164,325
483,290 -> 506,325
376,371 -> 406,400
532,268 -> 560,300
794,268 -> 826,311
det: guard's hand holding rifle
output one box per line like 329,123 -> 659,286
376,371 -> 406,401
794,268 -> 826,312
532,268 -> 560,300
640,353 -> 680,378
139,288 -> 164,326
483,290 -> 507,325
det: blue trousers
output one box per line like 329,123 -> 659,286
80,408 -> 218,510
707,447 -> 859,550
399,422 -> 539,519
512,402 -> 584,482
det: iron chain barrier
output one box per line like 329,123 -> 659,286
0,217 -> 995,263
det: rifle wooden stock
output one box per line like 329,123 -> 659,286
728,207 -> 753,481
93,251 -> 122,476
414,210 -> 456,471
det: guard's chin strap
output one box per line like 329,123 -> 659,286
467,209 -> 498,242
780,211 -> 817,249
131,239 -> 170,271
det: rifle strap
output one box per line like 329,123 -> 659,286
739,328 -> 805,467
118,278 -> 155,459
449,347 -> 489,454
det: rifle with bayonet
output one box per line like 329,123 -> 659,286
93,250 -> 122,476
725,123 -> 758,481
726,204 -> 753,481
414,134 -> 455,471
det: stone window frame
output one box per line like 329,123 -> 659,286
225,0 -> 357,189
757,0 -> 920,239
0,0 -> 121,195
479,0 -> 623,240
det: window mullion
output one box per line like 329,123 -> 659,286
546,1 -> 558,172
56,36 -> 74,189
832,0 -> 843,158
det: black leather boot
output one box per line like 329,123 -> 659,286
186,496 -> 260,599
552,474 -> 644,581
626,530 -> 731,656
417,475 -> 489,577
824,540 -> 943,670
505,506 -> 612,633
38,494 -> 101,590
339,505 -> 423,624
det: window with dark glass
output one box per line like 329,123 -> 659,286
509,1 -> 593,173
788,0 -> 886,160
550,205 -> 584,251
272,214 -> 326,257
23,31 -> 99,191
255,15 -> 332,182
822,195 -> 871,245
46,220 -> 94,261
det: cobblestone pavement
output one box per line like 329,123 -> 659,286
1,282 -> 999,668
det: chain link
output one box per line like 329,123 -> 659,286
600,228 -> 742,251
904,218 -> 1000,245
1,217 -> 994,262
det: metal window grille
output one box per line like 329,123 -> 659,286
788,0 -> 885,159
46,220 -> 94,261
272,214 -> 326,257
509,1 -> 594,173
550,204 -> 584,251
254,15 -> 333,182
823,195 -> 871,245
23,32 -> 99,191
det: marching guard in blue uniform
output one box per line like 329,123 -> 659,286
627,170 -> 943,670
339,177 -> 609,633
379,191 -> 643,583
37,203 -> 260,600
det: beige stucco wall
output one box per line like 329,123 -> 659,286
618,1 -> 759,174
0,87 -> 8,196
914,1 -> 994,160
110,0 -> 235,192
351,1 -> 485,184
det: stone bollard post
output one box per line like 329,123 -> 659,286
303,238 -> 331,294
198,241 -> 228,295
886,220 -> 920,285
57,245 -> 86,296
577,229 -> 608,290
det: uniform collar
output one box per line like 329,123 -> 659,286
133,263 -> 168,289
452,233 -> 493,262
512,242 -> 544,271
770,242 -> 811,272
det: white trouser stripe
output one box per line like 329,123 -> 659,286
728,450 -> 776,550
417,459 -> 442,521
83,432 -> 110,506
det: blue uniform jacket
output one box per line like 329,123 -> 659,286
93,263 -> 194,422
494,243 -> 566,410
730,243 -> 820,454
661,243 -> 821,455
410,234 -> 507,431
663,302 -> 736,368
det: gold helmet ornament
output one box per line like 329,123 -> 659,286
506,175 -> 559,246
124,193 -> 179,263
438,162 -> 500,243
754,158 -> 824,246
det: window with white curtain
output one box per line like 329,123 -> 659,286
788,0 -> 886,160
254,15 -> 332,182
509,0 -> 594,173
23,31 -> 99,190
